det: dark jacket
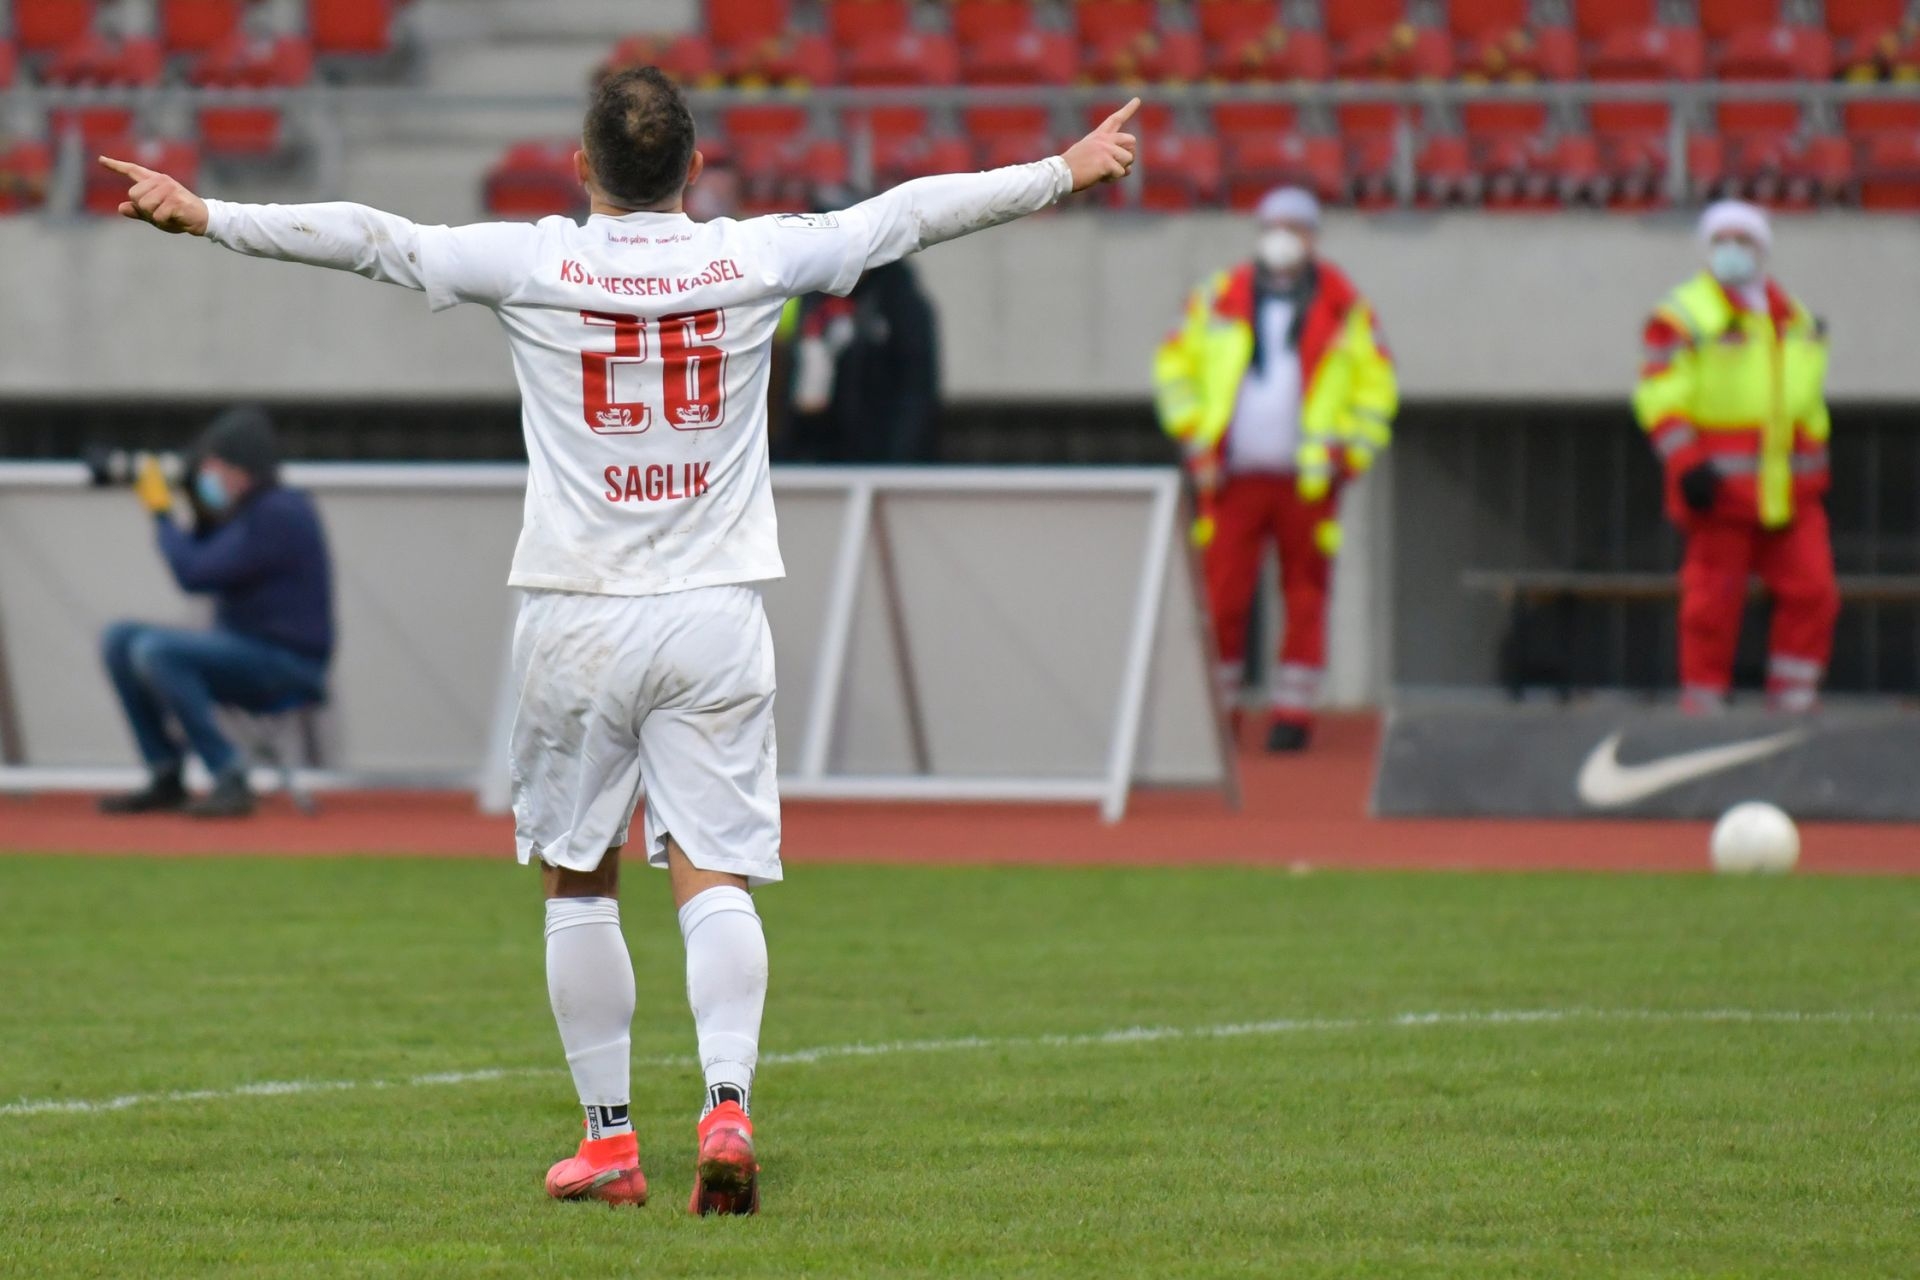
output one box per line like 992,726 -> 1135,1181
155,486 -> 335,663
784,260 -> 941,463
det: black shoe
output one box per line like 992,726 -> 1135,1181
98,770 -> 188,814
185,769 -> 256,819
1265,721 -> 1312,753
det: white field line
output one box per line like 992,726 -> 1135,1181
4,1007 -> 1914,1120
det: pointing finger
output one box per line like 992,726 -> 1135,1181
1099,97 -> 1142,134
98,155 -> 157,182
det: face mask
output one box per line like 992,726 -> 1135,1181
1257,228 -> 1307,274
195,469 -> 231,513
1708,241 -> 1760,287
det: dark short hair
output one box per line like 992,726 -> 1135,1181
583,67 -> 696,210
196,404 -> 280,484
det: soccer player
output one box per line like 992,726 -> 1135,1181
101,70 -> 1138,1215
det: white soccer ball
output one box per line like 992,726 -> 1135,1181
1709,802 -> 1800,874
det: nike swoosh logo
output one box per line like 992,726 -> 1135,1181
1575,728 -> 1809,809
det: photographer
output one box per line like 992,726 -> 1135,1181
98,407 -> 334,818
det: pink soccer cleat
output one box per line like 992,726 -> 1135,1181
689,1101 -> 759,1216
545,1130 -> 648,1207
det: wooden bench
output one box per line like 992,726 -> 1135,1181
1460,569 -> 1920,697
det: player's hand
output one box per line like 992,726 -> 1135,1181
1061,98 -> 1140,192
97,156 -> 210,236
133,455 -> 174,515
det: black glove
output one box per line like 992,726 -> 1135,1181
1678,461 -> 1721,514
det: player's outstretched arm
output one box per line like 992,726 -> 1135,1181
843,98 -> 1140,273
96,154 -> 507,298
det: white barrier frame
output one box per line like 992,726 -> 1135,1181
0,463 -> 1230,821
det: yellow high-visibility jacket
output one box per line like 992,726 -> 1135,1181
1633,271 -> 1830,529
1153,259 -> 1397,502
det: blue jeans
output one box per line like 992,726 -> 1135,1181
101,623 -> 327,776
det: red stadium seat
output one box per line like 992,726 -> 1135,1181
732,135 -> 848,214
483,141 -> 585,220
1072,0 -> 1156,42
1714,26 -> 1833,81
1461,26 -> 1580,79
1080,27 -> 1204,81
0,139 -> 53,214
189,35 -> 314,155
309,0 -> 395,57
0,40 -> 15,88
1323,0 -> 1406,46
1333,24 -> 1453,80
962,28 -> 1075,83
843,106 -> 970,183
1586,27 -> 1705,132
1699,0 -> 1780,41
1346,126 -> 1400,207
1195,0 -> 1280,46
1730,131 -> 1856,208
1826,0 -> 1905,38
722,102 -> 811,144
1205,26 -> 1331,80
951,0 -> 1039,42
1449,0 -> 1528,40
1074,1 -> 1203,81
841,31 -> 960,85
1461,100 -> 1550,137
160,0 -> 245,53
962,104 -> 1052,139
12,0 -> 96,55
1596,128 -> 1723,206
709,0 -> 790,50
1212,101 -> 1300,144
1474,130 -> 1604,209
85,138 -> 198,215
726,33 -> 835,85
962,105 -> 1054,169
600,34 -> 720,87
43,35 -> 165,143
1135,132 -> 1223,209
875,134 -> 972,183
1858,131 -> 1920,209
825,0 -> 913,44
1572,0 -> 1656,42
1222,133 -> 1343,209
1416,133 -> 1473,206
1844,99 -> 1920,137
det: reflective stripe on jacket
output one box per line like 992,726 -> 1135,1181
1632,271 -> 1830,529
1153,260 -> 1397,500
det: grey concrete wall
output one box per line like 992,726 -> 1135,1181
2,212 -> 1915,402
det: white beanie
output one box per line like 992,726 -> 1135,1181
1697,199 -> 1771,250
1256,185 -> 1321,228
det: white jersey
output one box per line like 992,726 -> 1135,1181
202,155 -> 1072,596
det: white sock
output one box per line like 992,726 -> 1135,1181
544,896 -> 635,1139
678,885 -> 767,1116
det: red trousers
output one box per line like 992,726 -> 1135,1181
1203,474 -> 1337,726
1679,504 -> 1838,711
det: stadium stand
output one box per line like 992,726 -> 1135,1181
5,0 -> 1920,218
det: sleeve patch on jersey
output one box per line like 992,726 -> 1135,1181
773,212 -> 840,229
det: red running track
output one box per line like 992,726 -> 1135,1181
3,717 -> 1916,874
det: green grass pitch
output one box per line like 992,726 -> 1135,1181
2,855 -> 1916,1278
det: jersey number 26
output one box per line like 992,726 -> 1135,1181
580,308 -> 728,435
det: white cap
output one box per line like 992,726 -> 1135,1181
1697,199 -> 1772,250
1256,185 -> 1321,229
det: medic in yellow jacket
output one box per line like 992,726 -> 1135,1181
1153,187 -> 1397,751
1632,200 -> 1837,713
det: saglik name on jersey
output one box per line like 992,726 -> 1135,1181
604,461 -> 713,504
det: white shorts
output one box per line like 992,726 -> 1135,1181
508,584 -> 782,884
